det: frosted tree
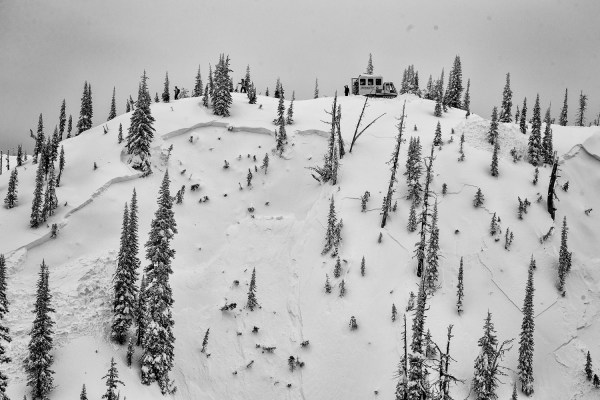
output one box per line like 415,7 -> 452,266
407,279 -> 430,399
244,65 -> 251,95
446,55 -> 463,108
457,257 -> 464,314
193,65 -> 203,97
360,256 -> 366,276
0,254 -> 10,400
67,114 -> 73,138
519,98 -> 528,134
41,163 -> 58,222
208,64 -> 214,97
246,268 -> 259,311
557,216 -> 571,294
286,91 -> 295,125
490,139 -> 499,177
29,162 -> 45,228
322,196 -> 341,255
80,384 -> 88,400
472,311 -> 512,400
108,87 -> 117,121
518,257 -> 535,395
324,274 -> 332,294
415,143 -> 436,278
247,82 -> 257,104
101,358 -> 124,400
57,146 -> 65,186
381,102 -> 406,228
463,78 -> 471,117
425,201 -> 440,293
405,137 -> 423,205
202,84 -> 210,107
25,261 -> 55,400
140,172 -> 178,393
434,97 -> 442,117
76,81 -> 93,134
4,168 -> 18,209
515,105 -> 520,123
528,95 -> 542,165
314,78 -> 319,99
127,71 -> 155,171
473,187 -> 484,207
274,94 -> 285,126
201,329 -> 210,353
33,114 -> 45,163
586,351 -> 593,381
309,94 -> 339,183
212,55 -> 233,117
559,88 -> 568,126
433,121 -> 443,147
365,53 -> 374,74
541,106 -> 554,164
162,72 -> 170,103
488,107 -> 499,144
576,90 -> 587,127
135,275 -> 147,346
17,145 -> 23,167
499,73 -> 512,123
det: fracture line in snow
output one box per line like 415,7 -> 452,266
476,253 -> 521,312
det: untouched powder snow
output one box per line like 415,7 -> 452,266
1,93 -> 599,399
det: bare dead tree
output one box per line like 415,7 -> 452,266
547,152 -> 559,220
349,96 -> 386,153
416,143 -> 436,278
381,101 -> 406,228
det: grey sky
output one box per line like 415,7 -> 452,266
1,0 -> 599,151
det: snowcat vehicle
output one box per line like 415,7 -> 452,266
351,74 -> 397,98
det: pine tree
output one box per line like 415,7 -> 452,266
246,267 -> 259,311
67,115 -> 73,139
324,274 -> 332,294
314,78 -> 319,99
0,254 -> 11,400
518,258 -> 535,395
244,65 -> 251,95
528,95 -> 542,165
162,72 -> 170,103
33,114 -> 45,163
108,87 -> 117,121
491,139 -> 500,177
333,256 -> 342,278
101,358 -> 124,400
488,107 -> 499,144
515,106 -> 520,124
201,328 -> 210,353
519,98 -> 528,134
56,146 -> 65,187
472,311 -> 512,400
135,275 -> 147,347
17,144 -> 23,167
407,279 -> 429,400
50,127 -> 59,163
77,81 -> 93,134
78,384 -> 88,400
490,213 -> 499,236
309,94 -> 339,181
542,106 -> 554,164
360,256 -> 366,276
286,91 -> 295,124
511,382 -> 518,400
202,84 -> 210,107
127,72 -> 155,170
425,201 -> 440,293
212,55 -> 233,117
57,99 -> 67,140
193,65 -> 203,97
366,53 -> 374,74
473,188 -> 485,208
434,97 -> 442,117
140,172 -> 177,393
208,64 -> 214,97
446,55 -> 463,108
381,102 -> 406,228
407,198 -> 418,232
433,121 -> 443,147
585,351 -> 593,381
125,100 -> 131,113
4,168 -> 18,209
247,82 -> 257,104
274,94 -> 285,126
322,197 -> 339,255
559,89 -> 568,126
457,257 -> 464,314
499,73 -> 513,123
29,162 -> 45,228
576,90 -> 587,127
126,339 -> 134,367
415,143 -> 436,278
41,163 -> 58,222
338,279 -> 346,297
405,137 -> 423,205
557,216 -> 570,293
464,79 -> 471,117
117,123 -> 123,144
25,261 -> 55,400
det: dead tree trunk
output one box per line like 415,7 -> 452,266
416,143 -> 435,278
381,102 -> 406,228
547,155 -> 559,220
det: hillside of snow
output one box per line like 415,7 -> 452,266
1,93 -> 600,399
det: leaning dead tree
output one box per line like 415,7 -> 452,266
308,93 -> 340,185
380,101 -> 406,228
547,152 -> 559,220
433,325 -> 463,399
415,143 -> 436,278
349,96 -> 386,153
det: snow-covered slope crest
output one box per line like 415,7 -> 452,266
1,93 -> 599,399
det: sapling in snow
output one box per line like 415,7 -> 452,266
360,191 -> 370,212
360,256 -> 366,276
349,316 -> 358,330
324,274 -> 331,294
338,279 -> 346,297
473,188 -> 484,207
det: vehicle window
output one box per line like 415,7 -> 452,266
368,78 -> 374,85
375,78 -> 382,85
360,79 -> 366,85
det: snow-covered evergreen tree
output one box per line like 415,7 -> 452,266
140,172 -> 178,393
56,146 -> 65,187
4,168 -> 18,209
0,254 -> 11,400
528,95 -> 542,165
559,88 -> 568,126
135,275 -> 147,347
246,267 -> 259,311
101,358 -> 124,400
29,162 -> 45,228
77,81 -> 93,134
446,55 -> 463,108
25,261 -> 55,400
67,114 -> 73,139
434,97 -> 442,117
314,78 -> 319,99
127,72 -> 155,171
41,163 -> 58,222
464,78 -> 471,117
491,139 -> 500,177
433,121 -> 443,147
557,216 -> 571,293
324,274 -> 332,294
33,114 -> 45,163
162,72 -> 170,103
585,351 -> 593,381
519,98 -> 528,134
57,99 -> 67,140
499,73 -> 513,123
286,91 -> 295,124
542,106 -> 554,164
366,53 -> 374,74
322,196 -> 342,255
488,107 -> 499,144
360,256 -> 366,276
515,105 -> 520,124
576,90 -> 587,127
108,87 -> 117,121
405,137 -> 423,205
212,55 -> 233,117
457,257 -> 464,314
309,94 -> 339,183
193,65 -> 203,97
518,257 -> 535,395
201,328 -> 210,353
244,65 -> 251,95
425,201 -> 440,293
473,187 -> 484,207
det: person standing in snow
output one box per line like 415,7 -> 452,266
344,85 -> 350,96
239,79 -> 247,93
174,86 -> 180,100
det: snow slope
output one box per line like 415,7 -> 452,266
1,93 -> 599,399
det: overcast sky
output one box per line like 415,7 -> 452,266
1,0 -> 599,151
